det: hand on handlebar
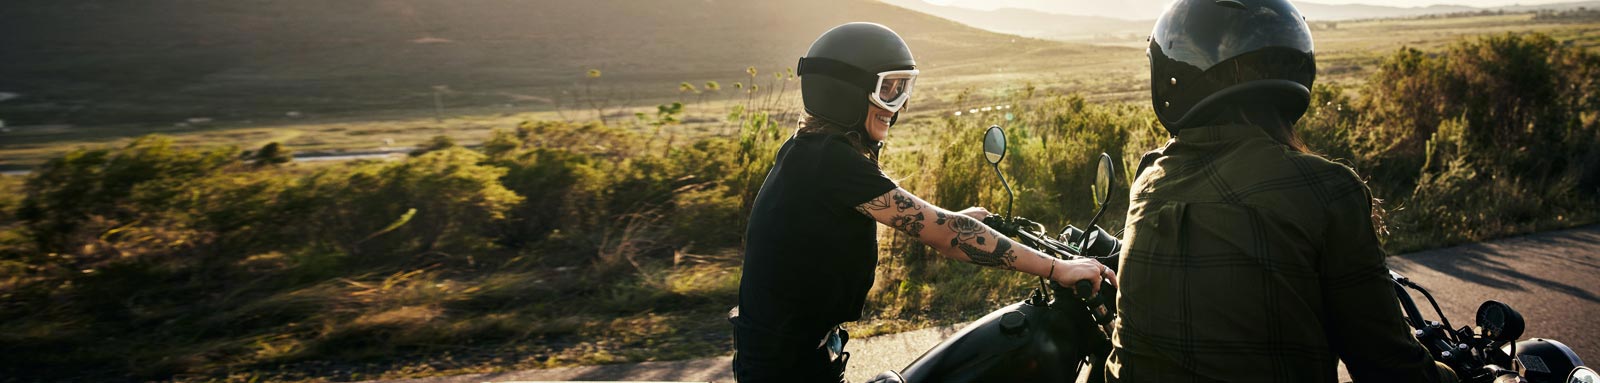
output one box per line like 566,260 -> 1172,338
1051,258 -> 1118,297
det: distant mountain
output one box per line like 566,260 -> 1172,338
1299,0 -> 1600,20
1494,0 -> 1600,12
889,0 -> 1600,21
897,0 -> 1169,21
1296,2 -> 1476,20
879,0 -> 1152,40
0,0 -> 1066,125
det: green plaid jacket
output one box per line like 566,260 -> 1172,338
1106,124 -> 1445,383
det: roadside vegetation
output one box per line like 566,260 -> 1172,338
0,32 -> 1596,382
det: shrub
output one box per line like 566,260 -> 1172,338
494,120 -> 752,266
286,148 -> 521,261
17,136 -> 237,255
1360,33 -> 1600,192
251,142 -> 294,166
411,135 -> 457,157
1356,33 -> 1600,249
0,176 -> 21,225
493,146 -> 603,249
0,31 -> 1596,382
481,128 -> 522,159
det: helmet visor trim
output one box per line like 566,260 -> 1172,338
871,69 -> 918,113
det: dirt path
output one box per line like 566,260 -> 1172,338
368,225 -> 1600,383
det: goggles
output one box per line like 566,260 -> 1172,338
871,69 -> 918,113
798,56 -> 919,114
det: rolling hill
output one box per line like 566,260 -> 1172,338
877,0 -> 1153,40
0,0 -> 1076,126
886,0 -> 1600,25
1296,1 -> 1600,20
878,0 -> 1600,46
896,0 -> 1593,20
1296,2 -> 1477,20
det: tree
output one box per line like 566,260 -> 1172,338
412,135 -> 456,157
252,142 -> 293,166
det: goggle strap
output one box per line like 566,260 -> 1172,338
798,57 -> 895,93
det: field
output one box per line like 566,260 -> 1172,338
4,11 -> 1599,170
0,5 -> 1598,383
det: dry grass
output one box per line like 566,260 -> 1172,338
6,13 -> 1596,171
0,11 -> 1595,383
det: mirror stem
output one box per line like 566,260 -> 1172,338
992,164 -> 1014,219
1082,204 -> 1109,249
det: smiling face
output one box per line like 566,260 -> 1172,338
865,103 -> 895,141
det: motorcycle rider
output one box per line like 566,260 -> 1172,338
730,22 -> 1116,382
1108,0 -> 1457,382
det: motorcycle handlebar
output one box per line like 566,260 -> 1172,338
1075,280 -> 1095,300
983,214 -> 1119,325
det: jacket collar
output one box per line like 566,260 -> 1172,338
1174,124 -> 1272,144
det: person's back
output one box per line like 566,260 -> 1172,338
1108,1 -> 1454,380
1108,123 -> 1443,382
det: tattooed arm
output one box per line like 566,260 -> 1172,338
856,188 -> 1117,291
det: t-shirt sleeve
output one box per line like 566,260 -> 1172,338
817,137 -> 898,210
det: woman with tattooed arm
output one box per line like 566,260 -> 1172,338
729,22 -> 1117,383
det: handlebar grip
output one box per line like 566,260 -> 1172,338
982,215 -> 1003,228
1075,280 -> 1094,300
982,215 -> 1019,237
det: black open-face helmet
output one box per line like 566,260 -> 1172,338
1149,0 -> 1316,134
798,22 -> 918,130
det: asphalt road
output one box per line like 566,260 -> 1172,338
1387,225 -> 1600,361
368,225 -> 1600,383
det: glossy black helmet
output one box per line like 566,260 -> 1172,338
798,22 -> 918,129
1148,0 -> 1316,134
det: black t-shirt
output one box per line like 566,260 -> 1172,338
737,133 -> 898,338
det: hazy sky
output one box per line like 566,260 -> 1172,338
925,0 -> 1579,10
1300,0 -> 1577,6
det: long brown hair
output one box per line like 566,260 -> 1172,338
797,113 -> 880,163
1213,103 -> 1312,154
1212,102 -> 1393,239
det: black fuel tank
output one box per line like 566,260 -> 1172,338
896,298 -> 1107,383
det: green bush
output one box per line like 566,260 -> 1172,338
493,146 -> 603,249
250,142 -> 294,166
1358,33 -> 1600,250
286,148 -> 520,261
0,31 -> 1595,382
411,135 -> 458,157
1360,33 -> 1600,193
0,176 -> 22,226
17,136 -> 238,257
0,176 -> 25,266
490,119 -> 752,266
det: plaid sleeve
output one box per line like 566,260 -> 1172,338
1319,169 -> 1446,383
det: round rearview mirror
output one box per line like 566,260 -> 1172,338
1569,366 -> 1598,383
982,126 -> 1006,165
1093,153 -> 1115,207
1475,300 -> 1526,344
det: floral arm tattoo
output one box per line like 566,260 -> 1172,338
858,191 -> 925,237
947,213 -> 1017,269
857,189 -> 1022,270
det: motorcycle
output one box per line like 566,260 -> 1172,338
866,125 -> 1592,383
1392,271 -> 1592,383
